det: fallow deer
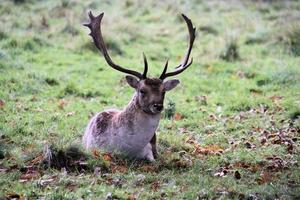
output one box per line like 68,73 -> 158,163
83,11 -> 195,161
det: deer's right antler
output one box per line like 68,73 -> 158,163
84,11 -> 148,79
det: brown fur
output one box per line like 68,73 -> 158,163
93,111 -> 115,136
144,78 -> 162,86
143,78 -> 163,91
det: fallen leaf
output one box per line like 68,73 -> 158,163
233,162 -> 260,173
34,108 -> 44,112
151,181 -> 160,192
94,167 -> 101,176
0,168 -> 8,173
0,99 -> 4,109
234,170 -> 241,179
19,170 -> 40,183
173,113 -> 183,121
139,165 -> 155,173
244,141 -> 255,149
214,168 -> 228,177
195,95 -> 207,105
111,165 -> 128,173
4,192 -> 24,200
110,177 -> 124,187
27,154 -> 44,165
269,95 -> 283,103
38,178 -> 55,187
172,158 -> 191,168
58,99 -> 66,110
260,137 -> 267,145
265,156 -> 286,171
209,114 -> 218,121
91,148 -> 100,158
88,111 -> 95,119
185,137 -> 223,155
287,143 -> 293,152
236,70 -> 245,78
66,111 -> 75,117
127,195 -> 137,200
66,182 -> 77,191
194,145 -> 224,155
102,152 -> 112,162
257,171 -> 272,185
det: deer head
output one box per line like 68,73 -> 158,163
84,12 -> 196,114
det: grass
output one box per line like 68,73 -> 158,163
0,0 -> 300,199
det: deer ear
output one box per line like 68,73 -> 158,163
163,79 -> 180,91
125,75 -> 139,89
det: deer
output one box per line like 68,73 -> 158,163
82,11 -> 195,161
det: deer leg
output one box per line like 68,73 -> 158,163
150,133 -> 158,159
137,143 -> 154,162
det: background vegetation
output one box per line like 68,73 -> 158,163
0,0 -> 300,199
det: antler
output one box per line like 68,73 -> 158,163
84,11 -> 148,79
159,14 -> 196,80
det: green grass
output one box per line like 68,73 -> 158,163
1,0 -> 300,199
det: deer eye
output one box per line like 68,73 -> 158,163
140,90 -> 147,96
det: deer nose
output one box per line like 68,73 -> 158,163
153,104 -> 164,111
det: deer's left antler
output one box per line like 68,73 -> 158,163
159,14 -> 196,80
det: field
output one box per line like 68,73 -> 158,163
0,0 -> 300,199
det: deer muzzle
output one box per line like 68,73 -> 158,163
151,103 -> 164,113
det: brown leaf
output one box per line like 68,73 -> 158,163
173,159 -> 191,168
39,178 -> 56,187
139,165 -> 155,173
185,137 -> 223,155
209,114 -> 218,121
19,170 -> 40,183
185,137 -> 199,146
27,154 -> 44,165
173,113 -> 183,121
257,171 -> 272,185
151,181 -> 160,192
250,89 -> 262,96
127,196 -> 137,200
0,99 -> 5,109
58,99 -> 66,110
260,137 -> 267,145
66,111 -> 75,117
4,192 -> 24,200
91,148 -> 100,158
234,170 -> 241,179
88,111 -> 94,119
112,165 -> 128,173
287,143 -> 293,152
236,70 -> 245,78
66,182 -> 77,191
33,108 -> 44,112
195,95 -> 207,105
213,168 -> 228,177
194,145 -> 224,155
102,152 -> 112,162
233,162 -> 260,173
269,95 -> 283,103
265,156 -> 285,171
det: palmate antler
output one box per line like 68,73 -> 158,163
84,11 -> 148,79
159,14 -> 196,80
84,11 -> 196,80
